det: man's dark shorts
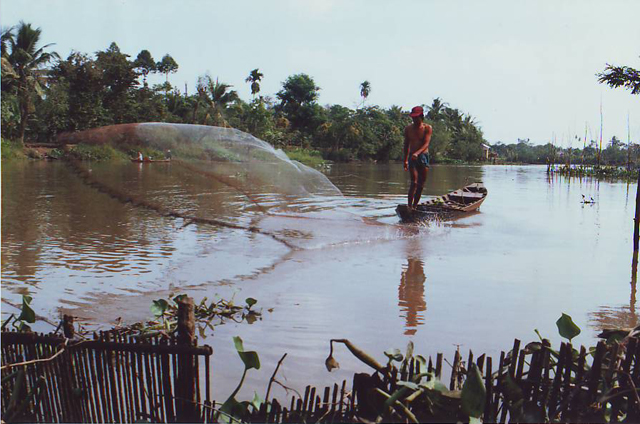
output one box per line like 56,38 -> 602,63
409,153 -> 430,170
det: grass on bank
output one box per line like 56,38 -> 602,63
65,144 -> 130,161
283,147 -> 326,167
435,157 -> 465,165
1,138 -> 26,160
67,144 -> 169,162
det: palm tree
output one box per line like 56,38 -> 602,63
245,68 -> 264,99
462,114 -> 477,128
1,27 -> 18,83
359,80 -> 371,107
6,21 -> 59,144
386,105 -> 403,121
426,97 -> 447,122
196,75 -> 239,126
1,26 -> 13,58
443,107 -> 462,130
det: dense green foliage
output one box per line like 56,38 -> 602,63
491,137 -> 640,166
1,21 -> 495,164
1,21 -> 59,144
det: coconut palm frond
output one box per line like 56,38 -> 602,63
1,56 -> 17,78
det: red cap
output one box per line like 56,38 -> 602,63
409,106 -> 424,117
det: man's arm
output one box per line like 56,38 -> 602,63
414,125 -> 432,156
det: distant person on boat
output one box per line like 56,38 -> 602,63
137,151 -> 143,161
403,106 -> 432,209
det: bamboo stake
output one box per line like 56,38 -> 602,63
435,353 -> 443,379
176,296 -> 197,422
450,348 -> 461,390
484,356 -> 493,422
330,383 -> 339,422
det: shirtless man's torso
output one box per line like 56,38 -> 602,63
403,106 -> 432,208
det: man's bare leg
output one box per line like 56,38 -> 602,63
408,167 -> 418,208
412,167 -> 428,208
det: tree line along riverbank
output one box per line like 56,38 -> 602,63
5,21 -> 639,168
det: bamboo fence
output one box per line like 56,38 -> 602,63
4,327 -> 640,422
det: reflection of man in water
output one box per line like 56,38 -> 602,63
398,257 -> 427,335
403,106 -> 433,209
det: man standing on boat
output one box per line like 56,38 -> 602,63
404,106 -> 432,209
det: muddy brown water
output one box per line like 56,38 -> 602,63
2,160 -> 637,401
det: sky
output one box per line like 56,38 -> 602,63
2,0 -> 639,146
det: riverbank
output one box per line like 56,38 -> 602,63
1,139 -> 331,168
0,140 -> 497,169
0,136 -> 595,169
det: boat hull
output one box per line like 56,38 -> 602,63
396,182 -> 487,223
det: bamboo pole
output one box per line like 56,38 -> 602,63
176,296 -> 197,422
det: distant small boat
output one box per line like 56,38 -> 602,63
130,158 -> 171,163
396,182 -> 488,222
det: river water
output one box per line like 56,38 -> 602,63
2,160 -> 637,400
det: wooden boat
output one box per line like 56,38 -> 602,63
130,158 -> 171,163
396,182 -> 487,222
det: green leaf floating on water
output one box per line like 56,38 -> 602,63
18,295 -> 35,324
556,313 -> 581,341
233,336 -> 261,370
461,362 -> 486,418
245,297 -> 257,308
384,348 -> 404,362
150,299 -> 169,317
